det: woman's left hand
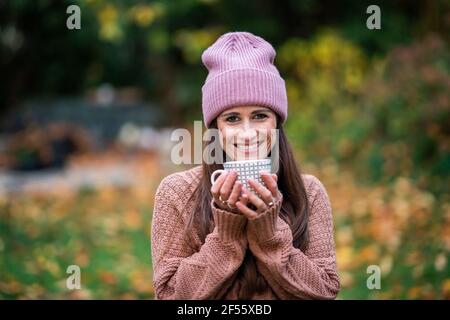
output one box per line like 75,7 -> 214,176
235,172 -> 282,219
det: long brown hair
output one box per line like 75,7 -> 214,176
184,115 -> 310,299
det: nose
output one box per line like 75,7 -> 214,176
237,126 -> 258,144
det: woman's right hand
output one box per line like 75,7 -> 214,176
211,170 -> 242,214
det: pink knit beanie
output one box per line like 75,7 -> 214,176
201,31 -> 288,128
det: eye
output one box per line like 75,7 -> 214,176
226,116 -> 239,122
254,113 -> 268,120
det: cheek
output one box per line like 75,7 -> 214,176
267,119 -> 277,147
218,128 -> 237,148
258,125 -> 276,148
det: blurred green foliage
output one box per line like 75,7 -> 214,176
281,31 -> 449,195
2,0 -> 446,122
0,182 -> 155,299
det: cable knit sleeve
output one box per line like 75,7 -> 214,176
246,175 -> 340,299
151,174 -> 248,300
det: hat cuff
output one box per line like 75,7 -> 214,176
202,68 -> 287,128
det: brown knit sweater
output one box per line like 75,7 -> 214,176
151,165 -> 340,299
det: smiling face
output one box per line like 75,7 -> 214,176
216,105 -> 277,161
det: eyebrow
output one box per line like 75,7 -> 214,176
220,109 -> 271,118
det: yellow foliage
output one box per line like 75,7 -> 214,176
174,28 -> 225,64
128,4 -> 164,27
98,4 -> 123,42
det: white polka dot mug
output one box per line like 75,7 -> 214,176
210,158 -> 272,195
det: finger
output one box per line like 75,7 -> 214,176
220,171 -> 238,201
235,201 -> 258,219
227,181 -> 242,206
242,185 -> 267,213
272,174 -> 278,182
261,172 -> 279,198
211,171 -> 229,196
211,172 -> 230,208
239,192 -> 249,206
248,178 -> 273,204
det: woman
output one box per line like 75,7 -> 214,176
151,32 -> 340,299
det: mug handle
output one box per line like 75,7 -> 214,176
210,169 -> 226,186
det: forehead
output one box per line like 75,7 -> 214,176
220,105 -> 272,114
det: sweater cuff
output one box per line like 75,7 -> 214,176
211,199 -> 247,242
247,195 -> 283,240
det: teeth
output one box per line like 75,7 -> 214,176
235,144 -> 259,152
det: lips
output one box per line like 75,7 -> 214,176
233,142 -> 261,153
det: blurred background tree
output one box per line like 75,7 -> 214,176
2,0 -> 447,123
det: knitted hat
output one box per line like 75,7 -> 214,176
201,31 -> 288,128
